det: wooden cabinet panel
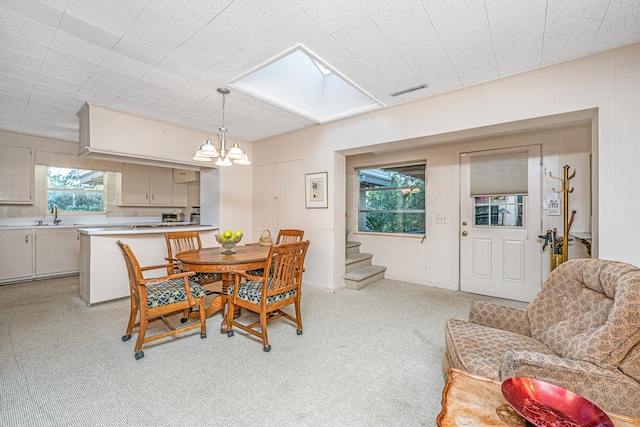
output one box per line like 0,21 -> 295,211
173,169 -> 197,183
35,228 -> 80,276
120,164 -> 178,206
0,231 -> 33,282
0,145 -> 33,204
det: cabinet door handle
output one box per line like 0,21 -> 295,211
25,235 -> 29,244
152,194 -> 155,200
146,193 -> 149,200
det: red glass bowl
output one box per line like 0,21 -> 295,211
501,377 -> 613,427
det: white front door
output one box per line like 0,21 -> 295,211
459,145 -> 542,302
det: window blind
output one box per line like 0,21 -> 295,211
470,151 -> 528,196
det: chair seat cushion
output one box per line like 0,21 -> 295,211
444,318 -> 557,380
172,269 -> 221,284
229,279 -> 297,305
146,278 -> 206,308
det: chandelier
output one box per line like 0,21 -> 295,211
193,88 -> 250,166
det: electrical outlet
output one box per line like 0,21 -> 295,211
436,214 -> 448,224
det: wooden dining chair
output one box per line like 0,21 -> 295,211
165,231 -> 222,294
226,240 -> 310,352
276,229 -> 304,244
116,240 -> 207,360
246,229 -> 304,276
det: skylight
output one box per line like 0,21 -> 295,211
227,45 -> 384,124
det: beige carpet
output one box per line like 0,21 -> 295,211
0,276 -> 524,426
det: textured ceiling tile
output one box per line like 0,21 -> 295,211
32,81 -> 77,101
50,31 -> 109,65
130,79 -> 169,98
186,25 -> 242,61
30,90 -> 74,108
57,13 -> 120,51
169,0 -> 233,25
332,18 -> 387,59
83,73 -> 130,96
154,57 -> 202,80
224,48 -> 261,73
27,98 -> 68,114
0,73 -> 35,91
485,0 -> 546,76
0,9 -> 57,46
123,21 -> 183,56
367,0 -> 429,39
430,3 -> 498,85
65,0 -> 150,38
207,4 -> 269,47
45,48 -> 100,75
242,31 -> 289,58
0,31 -> 50,61
111,38 -> 165,68
0,60 -> 38,81
39,62 -> 89,85
233,0 -> 301,30
0,82 -> 32,99
35,74 -> 82,94
167,44 -> 222,73
1,0 -> 63,29
271,10 -> 329,45
138,0 -> 204,40
542,0 -> 609,65
356,0 -> 395,14
100,51 -> 152,80
304,0 -> 369,34
591,1 -> 640,52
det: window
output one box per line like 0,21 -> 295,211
357,164 -> 425,234
47,167 -> 105,213
474,195 -> 524,227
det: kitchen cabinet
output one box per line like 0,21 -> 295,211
35,228 -> 80,277
0,145 -> 33,204
0,230 -> 33,283
173,169 -> 197,183
119,164 -> 176,206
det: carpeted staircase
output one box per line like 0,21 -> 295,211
343,240 -> 386,290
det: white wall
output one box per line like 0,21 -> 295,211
254,43 -> 640,292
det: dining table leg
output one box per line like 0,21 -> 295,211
219,272 -> 241,334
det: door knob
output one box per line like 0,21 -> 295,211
461,231 -> 468,236
462,221 -> 467,226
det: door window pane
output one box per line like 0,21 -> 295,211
474,195 -> 524,227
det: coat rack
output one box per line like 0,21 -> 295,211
549,165 -> 576,269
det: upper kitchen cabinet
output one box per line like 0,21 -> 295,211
119,164 -> 184,206
0,145 -> 33,204
77,103 -> 208,169
173,169 -> 198,183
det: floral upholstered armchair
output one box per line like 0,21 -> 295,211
442,258 -> 640,417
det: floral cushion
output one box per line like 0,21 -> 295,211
146,278 -> 206,309
228,278 -> 296,305
171,269 -> 221,284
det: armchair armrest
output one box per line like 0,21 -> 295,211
468,301 -> 531,336
233,270 -> 266,283
501,349 -> 640,417
139,270 -> 195,286
140,262 -> 175,272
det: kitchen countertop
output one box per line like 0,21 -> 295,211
78,224 -> 217,235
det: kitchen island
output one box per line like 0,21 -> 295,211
78,224 -> 218,305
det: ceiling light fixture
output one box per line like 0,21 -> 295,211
193,88 -> 250,166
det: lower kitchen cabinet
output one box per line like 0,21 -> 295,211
0,230 -> 33,283
35,228 -> 80,277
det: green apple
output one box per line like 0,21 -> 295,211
234,230 -> 243,237
223,229 -> 233,238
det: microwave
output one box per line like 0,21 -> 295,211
162,212 -> 185,222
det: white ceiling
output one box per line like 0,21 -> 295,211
1,0 -> 639,144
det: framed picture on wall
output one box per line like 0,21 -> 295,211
305,172 -> 328,209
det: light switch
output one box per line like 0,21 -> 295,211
436,214 -> 448,224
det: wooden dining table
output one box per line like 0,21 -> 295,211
175,244 -> 271,333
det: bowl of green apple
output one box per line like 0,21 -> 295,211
216,229 -> 243,254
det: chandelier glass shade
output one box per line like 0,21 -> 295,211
193,88 -> 250,166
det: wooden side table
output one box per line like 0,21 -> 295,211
437,369 -> 640,427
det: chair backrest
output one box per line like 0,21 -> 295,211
261,240 -> 310,299
276,229 -> 304,244
165,231 -> 203,275
116,240 -> 143,299
527,258 -> 640,369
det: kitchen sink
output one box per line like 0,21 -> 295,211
130,223 -> 195,229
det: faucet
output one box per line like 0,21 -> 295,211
51,204 -> 61,225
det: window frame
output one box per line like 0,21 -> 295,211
356,162 -> 426,236
46,166 -> 106,214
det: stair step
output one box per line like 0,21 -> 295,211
346,240 -> 361,256
345,252 -> 373,273
343,265 -> 387,290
